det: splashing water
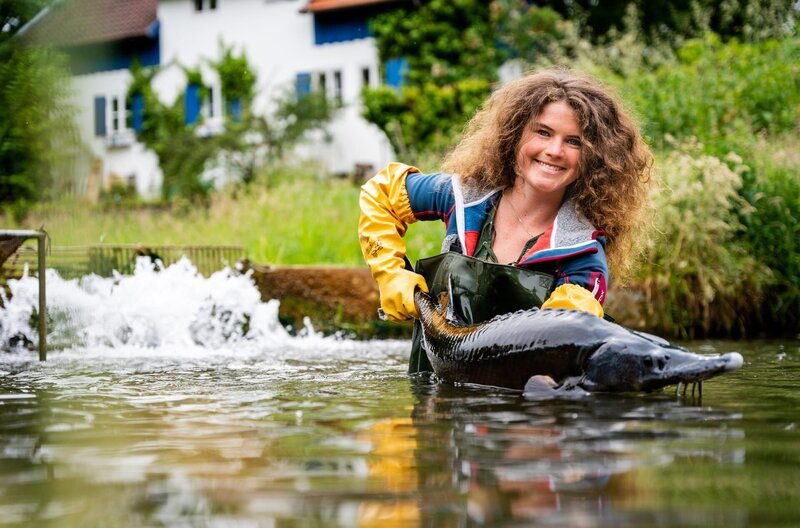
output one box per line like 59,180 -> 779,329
0,257 -> 394,360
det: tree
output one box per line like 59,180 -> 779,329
362,0 -> 566,157
536,0 -> 797,42
128,44 -> 335,201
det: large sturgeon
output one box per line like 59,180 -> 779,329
414,290 -> 743,393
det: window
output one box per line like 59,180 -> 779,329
194,0 -> 217,12
111,97 -> 120,131
298,69 -> 343,102
203,82 -> 223,125
361,67 -> 371,89
333,70 -> 342,104
315,72 -> 327,98
95,94 -> 134,146
296,72 -> 312,99
206,86 -> 215,119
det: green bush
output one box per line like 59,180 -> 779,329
623,35 -> 800,148
736,137 -> 800,332
362,78 -> 491,160
0,43 -> 81,208
637,142 -> 766,337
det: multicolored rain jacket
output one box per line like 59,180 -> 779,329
389,163 -> 609,305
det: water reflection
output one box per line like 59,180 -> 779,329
0,340 -> 798,526
405,377 -> 748,526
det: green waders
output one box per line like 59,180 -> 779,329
408,252 -> 556,374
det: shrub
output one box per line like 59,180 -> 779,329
623,35 -> 800,148
636,141 -> 766,337
736,137 -> 800,332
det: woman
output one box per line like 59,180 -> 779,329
359,69 -> 652,325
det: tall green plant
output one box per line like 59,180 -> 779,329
209,42 -> 256,121
623,35 -> 800,149
736,138 -> 800,332
363,0 -> 505,158
128,44 -> 334,201
127,61 -> 213,201
637,143 -> 765,337
0,43 -> 81,211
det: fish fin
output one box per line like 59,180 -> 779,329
414,289 -> 436,318
445,274 -> 459,323
523,375 -> 589,400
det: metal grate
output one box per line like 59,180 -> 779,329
1,244 -> 246,281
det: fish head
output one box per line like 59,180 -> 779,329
582,334 -> 744,392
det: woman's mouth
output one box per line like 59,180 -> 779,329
535,160 -> 565,173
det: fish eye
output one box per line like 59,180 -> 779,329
642,356 -> 654,368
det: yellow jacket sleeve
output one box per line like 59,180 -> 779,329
359,163 -> 429,321
541,283 -> 604,318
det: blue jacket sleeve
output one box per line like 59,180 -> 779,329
405,172 -> 456,223
555,242 -> 609,306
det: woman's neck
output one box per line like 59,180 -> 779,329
490,185 -> 565,264
505,182 -> 565,232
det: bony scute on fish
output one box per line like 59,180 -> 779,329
414,290 -> 743,394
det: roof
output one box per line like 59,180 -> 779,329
19,0 -> 158,47
303,0 -> 402,13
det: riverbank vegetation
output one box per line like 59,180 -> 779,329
2,1 -> 798,338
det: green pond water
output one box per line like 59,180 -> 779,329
0,339 -> 798,527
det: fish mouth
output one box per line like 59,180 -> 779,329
641,351 -> 744,391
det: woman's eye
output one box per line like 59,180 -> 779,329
537,129 -> 550,137
567,138 -> 582,147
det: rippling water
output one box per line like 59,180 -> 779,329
1,262 -> 798,527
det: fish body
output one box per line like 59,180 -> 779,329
414,291 -> 743,392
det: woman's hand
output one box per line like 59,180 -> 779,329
376,269 -> 429,321
541,283 -> 604,318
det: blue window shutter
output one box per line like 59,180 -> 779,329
131,93 -> 144,132
385,58 -> 408,88
228,98 -> 242,123
185,83 -> 201,125
94,96 -> 107,136
296,73 -> 312,98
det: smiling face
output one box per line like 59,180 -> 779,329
515,100 -> 582,197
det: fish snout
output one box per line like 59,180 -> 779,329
722,352 -> 744,372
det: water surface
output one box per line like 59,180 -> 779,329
0,263 -> 798,527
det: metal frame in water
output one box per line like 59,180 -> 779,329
0,229 -> 48,361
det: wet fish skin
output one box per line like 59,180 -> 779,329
414,291 -> 743,392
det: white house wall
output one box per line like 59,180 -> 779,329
72,70 -> 163,199
155,0 -> 393,176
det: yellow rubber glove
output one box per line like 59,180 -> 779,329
541,283 -> 604,318
359,163 -> 429,321
375,269 -> 429,321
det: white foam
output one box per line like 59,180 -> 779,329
0,258 -> 395,358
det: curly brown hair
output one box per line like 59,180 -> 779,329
442,68 -> 653,282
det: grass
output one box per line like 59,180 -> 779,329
5,163 -> 445,267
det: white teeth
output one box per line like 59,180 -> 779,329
536,160 -> 563,171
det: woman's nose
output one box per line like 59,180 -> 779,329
545,138 -> 563,157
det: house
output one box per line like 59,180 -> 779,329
20,0 -> 406,198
